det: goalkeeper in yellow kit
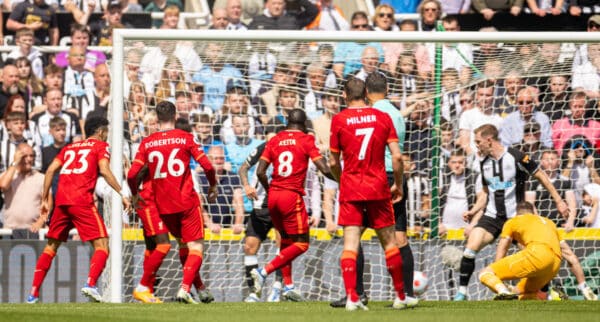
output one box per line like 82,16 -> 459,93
479,201 -> 562,300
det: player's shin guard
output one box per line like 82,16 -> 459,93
341,250 -> 359,302
182,250 -> 203,292
244,255 -> 259,289
385,247 -> 406,301
140,243 -> 171,289
459,249 -> 477,287
356,244 -> 365,296
264,242 -> 309,275
87,248 -> 109,287
30,246 -> 56,297
400,244 -> 414,296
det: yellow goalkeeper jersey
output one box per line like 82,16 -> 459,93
500,213 -> 561,257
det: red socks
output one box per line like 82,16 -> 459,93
341,250 -> 359,302
30,246 -> 56,297
385,247 -> 405,300
181,249 -> 203,292
265,242 -> 309,275
140,244 -> 171,290
179,247 -> 205,290
87,248 -> 109,287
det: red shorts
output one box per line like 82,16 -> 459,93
338,199 -> 395,229
268,189 -> 309,236
47,205 -> 108,242
137,201 -> 169,237
159,206 -> 204,243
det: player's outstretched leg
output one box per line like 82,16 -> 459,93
82,238 -> 109,303
28,240 -> 61,304
455,248 -> 477,301
479,269 -> 517,300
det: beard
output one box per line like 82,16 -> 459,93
7,84 -> 19,95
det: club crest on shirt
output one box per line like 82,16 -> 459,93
522,155 -> 530,163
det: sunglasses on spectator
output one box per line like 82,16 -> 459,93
517,100 -> 534,105
378,13 -> 394,18
70,53 -> 86,58
194,86 -> 204,92
352,24 -> 370,29
589,21 -> 600,29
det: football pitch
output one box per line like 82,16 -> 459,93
1,301 -> 599,322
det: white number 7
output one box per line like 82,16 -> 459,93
355,127 -> 374,160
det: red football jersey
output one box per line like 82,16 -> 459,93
260,130 -> 322,195
54,138 -> 110,206
129,129 -> 215,214
330,107 -> 398,201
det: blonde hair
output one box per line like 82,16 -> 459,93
164,5 -> 180,17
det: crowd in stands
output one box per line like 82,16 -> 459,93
2,0 -> 600,240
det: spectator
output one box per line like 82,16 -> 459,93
123,48 -> 142,96
63,46 -> 95,120
6,0 -> 59,45
129,110 -> 157,156
372,4 -> 404,75
217,86 -> 258,143
472,27 -> 512,74
0,64 -> 27,117
582,184 -> 600,227
0,143 -> 45,239
458,80 -> 503,156
349,46 -> 388,81
405,93 -> 434,175
403,152 -> 431,232
304,62 -> 327,120
55,24 -> 107,74
439,149 -> 479,235
493,70 -> 524,117
561,135 -> 600,204
226,0 -> 248,30
439,121 -> 456,167
90,0 -> 129,46
512,121 -> 545,163
210,7 -> 229,29
88,63 -> 111,117
189,82 -> 212,116
14,57 -> 44,113
257,64 -> 300,124
427,16 -> 473,85
191,113 -> 222,152
64,0 -> 100,26
6,29 -> 44,79
112,0 -> 144,12
459,89 -> 475,113
539,74 -> 570,121
145,0 -> 183,28
418,0 -> 442,31
174,91 -> 194,120
332,11 -> 383,78
248,0 -> 318,30
31,89 -> 81,147
198,145 -> 244,231
572,42 -> 600,99
500,87 -> 553,149
526,149 -> 577,229
193,42 -> 243,112
440,68 -> 462,125
0,111 -> 42,170
305,0 -> 349,31
154,56 -> 188,103
41,116 -> 66,173
28,64 -> 63,115
247,45 -> 277,98
262,86 -> 310,135
472,0 -> 523,21
2,95 -> 38,145
526,0 -> 564,16
552,91 -> 600,153
390,51 -> 425,109
316,44 -> 338,89
572,15 -> 600,70
160,5 -> 181,29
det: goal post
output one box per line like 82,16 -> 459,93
107,29 -> 600,303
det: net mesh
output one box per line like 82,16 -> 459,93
105,35 -> 600,302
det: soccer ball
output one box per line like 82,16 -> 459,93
413,271 -> 429,295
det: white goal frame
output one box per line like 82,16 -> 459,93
109,29 -> 600,303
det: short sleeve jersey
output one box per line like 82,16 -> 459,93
500,214 -> 561,257
9,1 -> 58,45
54,138 -> 109,206
133,129 -> 205,214
330,107 -> 398,201
260,130 -> 322,195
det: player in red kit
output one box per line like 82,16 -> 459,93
250,109 -> 334,298
128,101 -> 218,304
329,77 -> 418,311
27,117 -> 130,304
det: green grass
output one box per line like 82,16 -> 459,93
1,301 -> 599,322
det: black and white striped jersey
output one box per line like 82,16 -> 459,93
480,147 -> 539,219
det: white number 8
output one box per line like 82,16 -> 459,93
149,148 -> 185,179
278,151 -> 294,177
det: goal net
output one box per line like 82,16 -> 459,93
104,30 -> 600,302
